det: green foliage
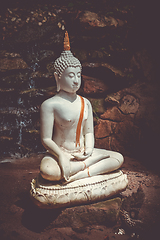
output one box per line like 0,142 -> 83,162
106,11 -> 114,15
93,109 -> 99,120
127,73 -> 134,78
68,2 -> 74,8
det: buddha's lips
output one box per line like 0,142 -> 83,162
72,84 -> 79,88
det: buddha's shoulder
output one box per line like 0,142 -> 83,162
82,96 -> 92,107
41,95 -> 60,109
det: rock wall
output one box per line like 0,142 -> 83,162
0,1 -> 159,169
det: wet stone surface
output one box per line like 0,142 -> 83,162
0,154 -> 160,240
0,2 -> 159,240
0,1 -> 159,169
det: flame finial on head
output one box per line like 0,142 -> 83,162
54,31 -> 81,81
64,31 -> 70,51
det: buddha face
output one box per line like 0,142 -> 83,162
55,66 -> 81,93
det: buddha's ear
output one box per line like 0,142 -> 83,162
54,72 -> 60,92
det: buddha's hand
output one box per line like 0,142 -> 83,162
59,154 -> 71,181
72,148 -> 92,161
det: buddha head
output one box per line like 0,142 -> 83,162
54,31 -> 82,92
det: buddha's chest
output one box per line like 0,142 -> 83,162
54,101 -> 88,128
55,110 -> 78,128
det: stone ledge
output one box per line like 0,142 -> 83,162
49,197 -> 122,231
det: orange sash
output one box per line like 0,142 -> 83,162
76,96 -> 84,147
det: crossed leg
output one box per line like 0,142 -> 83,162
40,153 -> 84,181
68,148 -> 124,182
40,148 -> 124,182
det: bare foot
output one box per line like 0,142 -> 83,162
68,168 -> 88,183
70,161 -> 85,176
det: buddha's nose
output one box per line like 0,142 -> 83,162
73,77 -> 79,84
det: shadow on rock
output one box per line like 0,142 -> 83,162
15,191 -> 62,233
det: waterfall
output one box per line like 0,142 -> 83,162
16,43 -> 40,153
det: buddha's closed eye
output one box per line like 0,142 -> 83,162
69,73 -> 75,78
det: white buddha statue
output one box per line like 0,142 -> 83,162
39,31 -> 124,183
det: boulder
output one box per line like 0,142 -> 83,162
79,11 -> 125,28
95,82 -> 160,161
50,197 -> 122,230
83,75 -> 108,94
0,57 -> 28,71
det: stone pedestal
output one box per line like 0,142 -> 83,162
30,170 -> 128,209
